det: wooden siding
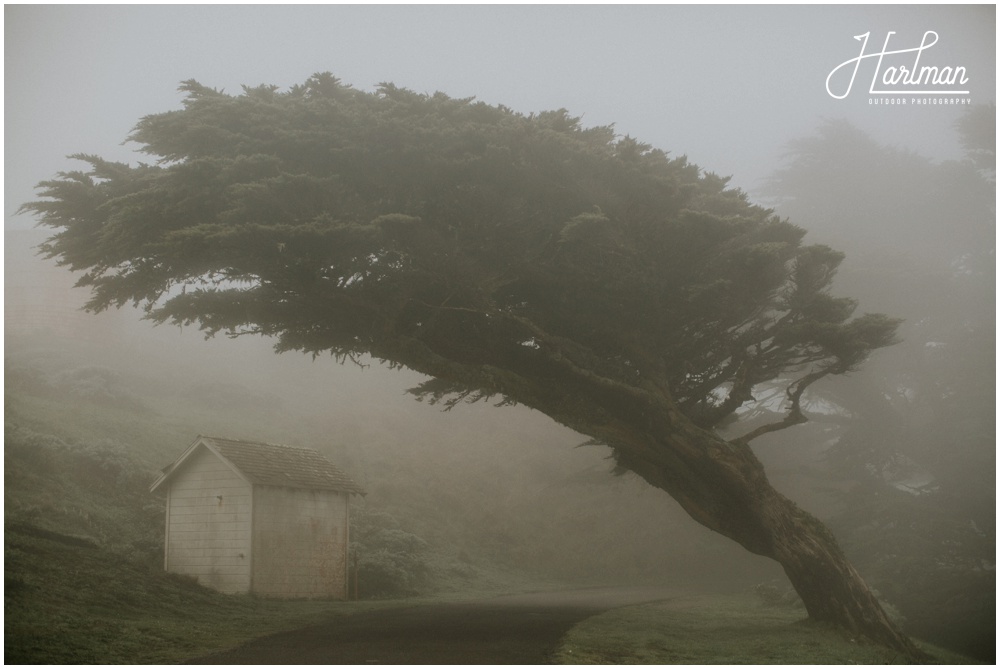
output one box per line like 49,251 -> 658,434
251,486 -> 350,599
165,447 -> 253,594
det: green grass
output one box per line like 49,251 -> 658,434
4,521 -> 566,664
4,522 -> 416,664
4,523 -> 984,665
554,594 -> 983,665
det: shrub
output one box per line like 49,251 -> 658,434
350,506 -> 429,597
752,580 -> 803,608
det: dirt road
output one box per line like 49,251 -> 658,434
185,586 -> 679,665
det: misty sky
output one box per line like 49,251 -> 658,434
5,4 -> 995,231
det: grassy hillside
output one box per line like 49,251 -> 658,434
5,272 -> 782,583
5,521 -> 368,664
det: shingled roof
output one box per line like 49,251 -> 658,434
150,435 -> 365,495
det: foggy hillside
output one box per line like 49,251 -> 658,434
6,227 -> 782,588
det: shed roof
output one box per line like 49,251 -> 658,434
150,435 -> 365,495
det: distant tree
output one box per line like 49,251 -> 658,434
761,118 -> 994,505
955,103 -> 996,181
22,74 -> 919,655
761,117 -> 995,658
762,118 -> 993,264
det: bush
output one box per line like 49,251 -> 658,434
350,506 -> 429,597
4,424 -> 163,565
751,580 -> 802,609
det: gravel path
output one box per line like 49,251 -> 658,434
185,586 -> 678,665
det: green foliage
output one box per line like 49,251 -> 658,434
5,355 -> 151,414
21,73 -> 899,444
350,506 -> 429,598
4,423 -> 163,564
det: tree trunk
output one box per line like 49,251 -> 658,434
611,409 -> 927,659
384,335 -> 928,658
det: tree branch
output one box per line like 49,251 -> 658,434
730,364 -> 842,445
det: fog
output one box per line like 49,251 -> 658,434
5,4 -> 995,661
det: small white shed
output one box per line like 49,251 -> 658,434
150,435 -> 364,598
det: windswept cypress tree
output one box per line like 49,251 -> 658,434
22,73 -> 921,656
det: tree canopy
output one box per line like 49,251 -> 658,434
25,73 -> 897,439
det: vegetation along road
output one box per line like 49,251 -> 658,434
185,587 -> 678,664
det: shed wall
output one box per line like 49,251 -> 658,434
251,486 -> 349,598
165,447 -> 253,594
